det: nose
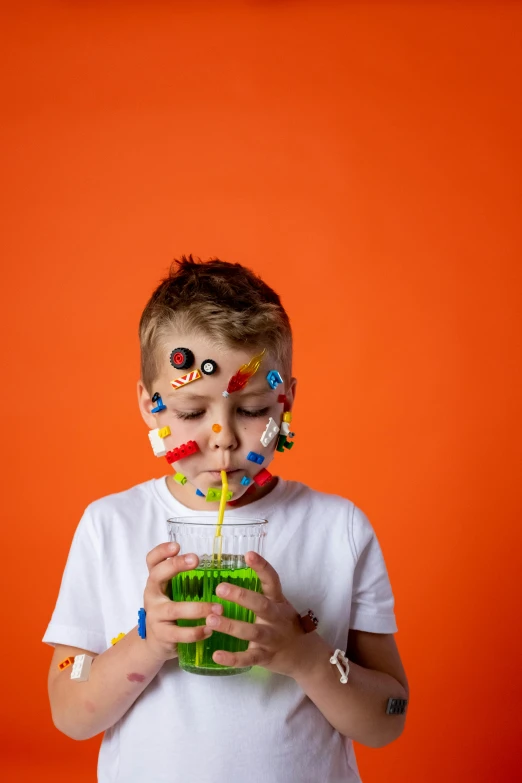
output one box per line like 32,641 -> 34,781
208,418 -> 238,453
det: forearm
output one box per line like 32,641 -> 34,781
54,628 -> 165,741
293,633 -> 408,749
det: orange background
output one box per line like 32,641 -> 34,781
1,1 -> 521,780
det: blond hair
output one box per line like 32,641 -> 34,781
139,255 -> 293,392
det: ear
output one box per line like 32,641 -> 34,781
137,379 -> 161,429
286,376 -> 297,410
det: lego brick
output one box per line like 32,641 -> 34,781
170,369 -> 202,390
247,451 -> 265,465
173,472 -> 188,485
240,476 -> 251,486
206,488 -> 234,502
266,370 -> 283,389
148,428 -> 167,457
260,417 -> 280,447
277,394 -> 287,404
253,468 -> 273,487
196,488 -> 205,497
151,392 -> 167,413
386,698 -> 408,715
70,654 -> 94,682
58,656 -> 75,671
111,633 -> 126,645
158,426 -> 171,438
165,440 -> 200,464
201,359 -> 218,375
282,411 -> 292,423
212,423 -> 222,433
138,608 -> 146,639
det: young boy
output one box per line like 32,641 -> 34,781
43,256 -> 409,783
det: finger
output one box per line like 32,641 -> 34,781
212,647 -> 267,669
164,601 -> 223,622
244,551 -> 284,602
147,552 -> 199,596
146,542 -> 180,572
214,581 -> 274,620
205,613 -> 267,643
163,623 -> 215,644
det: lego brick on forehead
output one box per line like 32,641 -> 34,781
171,369 -> 202,390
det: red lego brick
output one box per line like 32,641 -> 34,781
253,468 -> 273,487
165,440 -> 199,464
277,394 -> 287,404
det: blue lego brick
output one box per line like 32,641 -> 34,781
195,488 -> 205,497
266,370 -> 283,389
138,608 -> 146,639
247,451 -> 265,465
240,476 -> 251,486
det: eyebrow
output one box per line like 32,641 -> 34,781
166,387 -> 274,402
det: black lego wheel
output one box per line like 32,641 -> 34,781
170,348 -> 194,370
201,359 -> 218,375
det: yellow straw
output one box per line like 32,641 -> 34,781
212,470 -> 228,567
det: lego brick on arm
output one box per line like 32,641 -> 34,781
48,628 -> 165,741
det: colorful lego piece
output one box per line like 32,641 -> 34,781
277,394 -> 287,404
247,451 -> 265,465
260,417 -> 280,447
70,654 -> 94,682
58,656 -> 75,671
173,472 -> 188,485
280,421 -> 291,436
206,488 -> 233,502
165,440 -> 200,464
266,370 -> 283,389
195,488 -> 205,497
212,423 -> 222,433
148,428 -> 167,457
138,608 -> 146,639
253,468 -> 273,487
240,476 -> 251,486
283,439 -> 294,450
111,633 -> 126,645
170,347 -> 195,370
151,392 -> 167,413
170,369 -> 202,390
158,426 -> 171,438
282,411 -> 292,423
276,435 -> 287,452
201,359 -> 218,375
223,348 -> 266,396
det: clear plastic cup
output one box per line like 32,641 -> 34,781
167,516 -> 268,676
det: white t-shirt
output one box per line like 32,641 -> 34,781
43,476 -> 398,783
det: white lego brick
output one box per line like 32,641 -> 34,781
260,417 -> 280,447
70,654 -> 94,682
148,428 -> 167,457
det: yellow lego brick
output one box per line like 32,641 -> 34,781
58,656 -> 75,671
158,426 -> 171,438
282,411 -> 292,423
111,632 -> 126,645
174,472 -> 188,485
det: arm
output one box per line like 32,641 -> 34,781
48,630 -> 164,741
293,630 -> 409,749
48,541 -> 224,741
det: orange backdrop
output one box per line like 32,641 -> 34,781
1,1 -> 521,780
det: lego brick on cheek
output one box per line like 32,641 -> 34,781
127,672 -> 146,683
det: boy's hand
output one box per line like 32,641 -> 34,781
205,551 -> 310,679
143,542 -> 223,663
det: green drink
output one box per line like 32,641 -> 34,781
172,555 -> 261,675
167,517 -> 268,676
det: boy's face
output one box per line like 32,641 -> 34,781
137,331 -> 296,511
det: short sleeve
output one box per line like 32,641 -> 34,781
42,506 -> 107,653
349,505 -> 398,633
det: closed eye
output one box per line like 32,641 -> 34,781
174,407 -> 270,421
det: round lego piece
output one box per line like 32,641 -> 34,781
201,359 -> 218,375
212,423 -> 222,433
170,348 -> 195,370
